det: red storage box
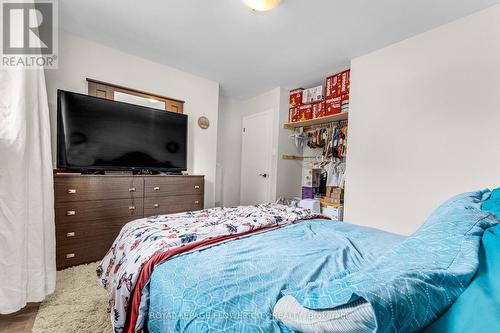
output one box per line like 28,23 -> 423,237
326,73 -> 341,98
289,107 -> 300,122
299,104 -> 313,121
325,97 -> 341,115
312,101 -> 325,119
289,88 -> 304,108
339,70 -> 350,95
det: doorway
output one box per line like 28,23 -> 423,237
240,110 -> 274,205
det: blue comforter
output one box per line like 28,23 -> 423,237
146,220 -> 405,333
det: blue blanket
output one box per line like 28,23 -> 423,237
146,220 -> 404,333
288,190 -> 498,333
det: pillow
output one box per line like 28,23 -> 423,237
422,218 -> 500,333
273,295 -> 375,333
482,187 -> 500,218
277,190 -> 498,333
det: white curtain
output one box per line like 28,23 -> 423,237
0,67 -> 55,314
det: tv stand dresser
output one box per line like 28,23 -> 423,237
54,173 -> 204,269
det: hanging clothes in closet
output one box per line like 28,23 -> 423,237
302,121 -> 348,191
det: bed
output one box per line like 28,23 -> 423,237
97,190 -> 499,333
146,219 -> 403,332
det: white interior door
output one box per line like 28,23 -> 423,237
240,110 -> 273,205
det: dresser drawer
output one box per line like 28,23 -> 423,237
144,194 -> 203,216
55,216 -> 134,269
55,199 -> 143,223
144,176 -> 204,197
54,176 -> 144,202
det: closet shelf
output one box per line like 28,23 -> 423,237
283,112 -> 348,130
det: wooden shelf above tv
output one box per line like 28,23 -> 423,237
283,112 -> 348,130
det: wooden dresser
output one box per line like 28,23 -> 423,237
54,174 -> 204,269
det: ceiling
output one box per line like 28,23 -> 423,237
59,0 -> 500,99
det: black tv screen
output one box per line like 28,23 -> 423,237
57,90 -> 187,172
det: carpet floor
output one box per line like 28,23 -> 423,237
32,262 -> 112,333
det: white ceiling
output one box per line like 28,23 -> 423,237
59,0 -> 500,99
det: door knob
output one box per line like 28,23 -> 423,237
259,173 -> 268,178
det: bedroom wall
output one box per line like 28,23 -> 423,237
44,31 -> 220,208
216,96 -> 243,207
217,88 -> 302,207
345,5 -> 500,235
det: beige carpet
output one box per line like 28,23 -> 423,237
32,262 -> 112,333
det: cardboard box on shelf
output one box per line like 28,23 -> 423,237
341,93 -> 349,103
289,88 -> 304,108
341,94 -> 349,113
288,107 -> 300,123
322,196 -> 343,204
326,73 -> 341,98
299,104 -> 313,121
325,96 -> 341,115
312,101 -> 325,119
302,85 -> 324,104
339,69 -> 350,95
326,186 -> 344,199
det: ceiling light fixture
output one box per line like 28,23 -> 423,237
242,0 -> 282,12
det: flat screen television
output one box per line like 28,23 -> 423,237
57,90 -> 188,172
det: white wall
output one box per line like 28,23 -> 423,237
45,31 -> 220,208
216,97 -> 243,207
217,88 -> 302,206
345,5 -> 500,235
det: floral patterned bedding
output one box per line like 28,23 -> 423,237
96,204 -> 322,333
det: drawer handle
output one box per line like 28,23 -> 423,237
66,253 -> 75,259
153,186 -> 160,191
66,232 -> 75,238
194,200 -> 200,204
129,206 -> 136,211
66,210 -> 76,216
153,203 -> 159,208
129,187 -> 136,192
194,185 -> 200,189
67,189 -> 77,194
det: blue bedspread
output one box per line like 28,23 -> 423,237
146,220 -> 404,333
288,190 -> 498,333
